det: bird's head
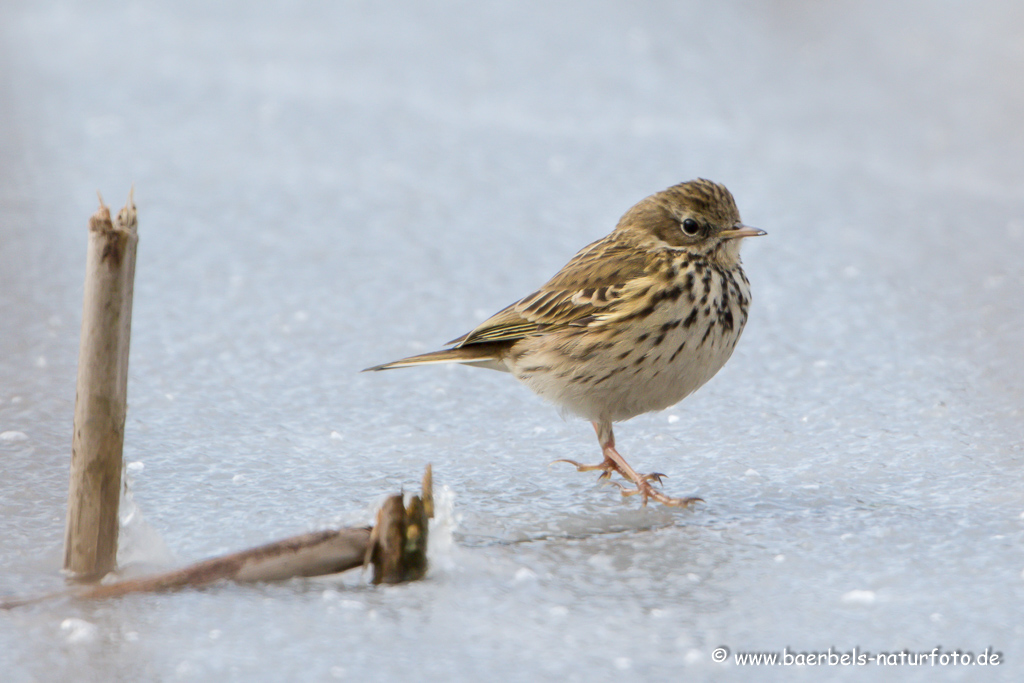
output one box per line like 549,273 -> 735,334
617,178 -> 765,267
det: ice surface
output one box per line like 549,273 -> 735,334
1,1 -> 1023,681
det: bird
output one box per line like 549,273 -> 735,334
365,179 -> 765,507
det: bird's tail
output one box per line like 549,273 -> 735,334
362,342 -> 507,372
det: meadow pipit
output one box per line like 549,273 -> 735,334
366,179 -> 765,507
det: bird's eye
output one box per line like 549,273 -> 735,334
681,218 -> 701,236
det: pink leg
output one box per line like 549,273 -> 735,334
554,422 -> 702,508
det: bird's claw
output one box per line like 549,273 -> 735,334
552,458 -> 616,478
610,480 -> 702,508
557,457 -> 699,509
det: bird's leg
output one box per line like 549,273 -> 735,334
592,422 -> 702,508
557,421 -> 626,481
551,458 -> 617,481
553,422 -> 663,481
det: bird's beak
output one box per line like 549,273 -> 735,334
720,224 -> 767,240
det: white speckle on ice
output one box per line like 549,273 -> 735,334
126,461 -> 144,472
209,629 -> 222,640
684,649 -> 704,665
744,468 -> 760,477
330,431 -> 343,441
774,554 -> 786,563
841,590 -> 876,605
232,474 -> 246,483
667,414 -> 680,424
843,265 -> 860,278
10,396 -> 22,404
686,572 -> 701,583
613,657 -> 632,670
549,605 -> 569,617
930,613 -> 943,623
123,631 -> 139,642
514,566 -> 538,582
0,431 -> 28,442
61,618 -> 98,644
35,356 -> 47,368
650,608 -> 668,618
294,310 -> 309,322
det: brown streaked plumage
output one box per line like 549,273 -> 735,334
365,179 -> 765,507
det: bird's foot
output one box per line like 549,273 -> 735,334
555,458 -> 671,486
552,457 -> 617,481
610,478 -> 703,508
555,458 -> 697,506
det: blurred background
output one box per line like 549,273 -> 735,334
1,1 -> 1022,681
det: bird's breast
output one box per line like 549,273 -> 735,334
507,261 -> 752,423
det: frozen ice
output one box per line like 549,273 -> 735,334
840,590 -> 877,606
513,567 -> 538,583
1,1 -> 1023,682
59,618 -> 98,645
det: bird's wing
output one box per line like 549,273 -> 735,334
449,237 -> 651,347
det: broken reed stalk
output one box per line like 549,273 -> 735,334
62,466 -> 433,602
10,464 -> 434,605
77,528 -> 373,600
371,464 -> 432,584
2,466 -> 435,609
63,191 -> 138,580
